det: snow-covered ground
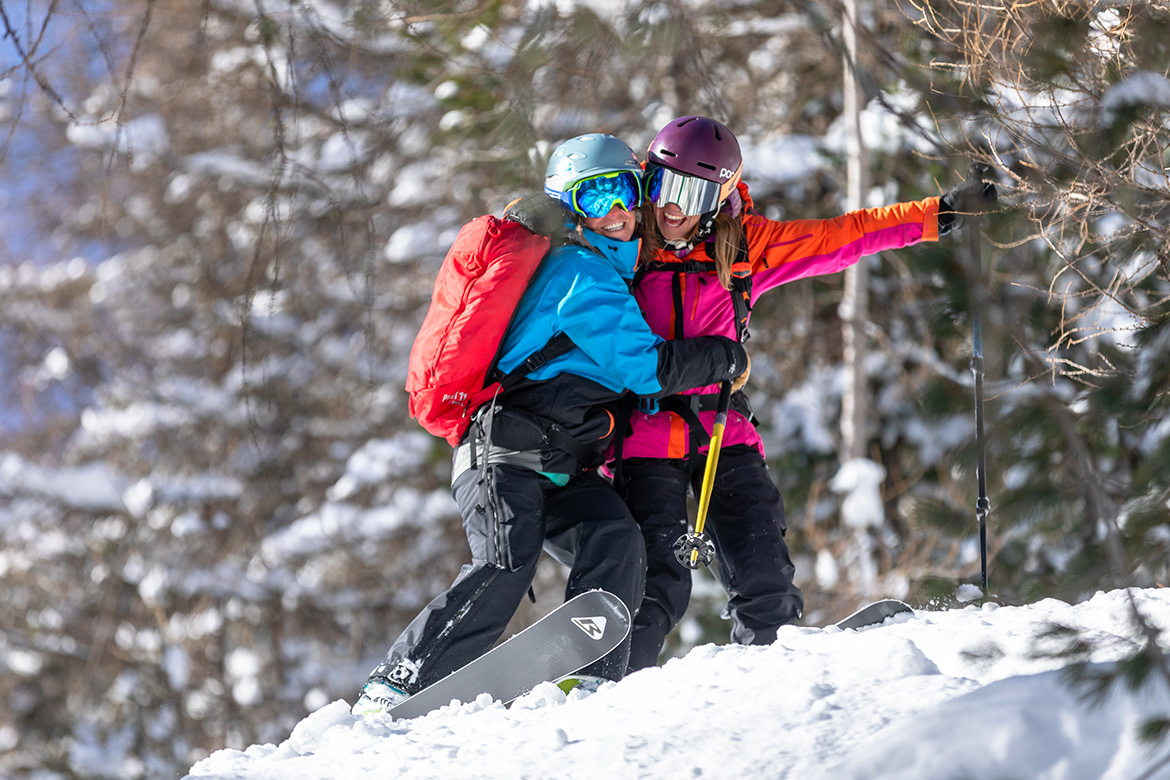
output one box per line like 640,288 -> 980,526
185,587 -> 1170,780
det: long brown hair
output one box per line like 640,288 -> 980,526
637,205 -> 745,291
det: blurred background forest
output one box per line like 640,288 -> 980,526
1,0 -> 1167,776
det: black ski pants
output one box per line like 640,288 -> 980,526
623,445 -> 804,672
371,464 -> 646,692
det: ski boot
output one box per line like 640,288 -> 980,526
553,674 -> 607,696
352,677 -> 410,716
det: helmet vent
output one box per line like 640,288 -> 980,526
660,150 -> 677,157
696,161 -> 717,171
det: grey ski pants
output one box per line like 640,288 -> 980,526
370,464 -> 645,692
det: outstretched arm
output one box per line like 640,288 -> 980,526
746,197 -> 941,297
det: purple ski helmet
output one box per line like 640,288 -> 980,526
646,116 -> 743,206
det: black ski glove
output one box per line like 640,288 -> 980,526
721,339 -> 750,383
938,178 -> 998,236
504,193 -> 568,237
651,336 -> 750,398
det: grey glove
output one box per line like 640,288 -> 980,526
504,193 -> 568,237
938,177 -> 998,236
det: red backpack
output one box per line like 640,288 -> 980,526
406,215 -> 573,446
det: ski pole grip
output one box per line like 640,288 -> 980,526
714,379 -> 732,426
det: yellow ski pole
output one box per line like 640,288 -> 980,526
674,381 -> 732,569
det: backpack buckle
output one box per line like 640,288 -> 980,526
523,352 -> 549,371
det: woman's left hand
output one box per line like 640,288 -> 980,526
731,353 -> 751,392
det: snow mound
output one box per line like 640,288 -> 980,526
185,588 -> 1170,780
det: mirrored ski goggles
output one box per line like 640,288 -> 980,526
566,170 -> 643,219
645,164 -> 727,216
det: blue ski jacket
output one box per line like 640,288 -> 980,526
482,224 -> 744,474
496,227 -> 664,394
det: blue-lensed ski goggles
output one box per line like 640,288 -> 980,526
563,170 -> 643,219
644,164 -> 724,216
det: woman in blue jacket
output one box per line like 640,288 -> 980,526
354,134 -> 748,714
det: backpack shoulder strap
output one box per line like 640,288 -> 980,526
637,240 -> 754,343
729,238 -> 753,343
494,332 -> 576,391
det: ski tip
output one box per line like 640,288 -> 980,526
833,599 -> 915,631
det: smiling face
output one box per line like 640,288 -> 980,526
582,205 -> 637,242
653,203 -> 701,243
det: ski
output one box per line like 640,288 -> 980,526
835,599 -> 914,630
385,590 -> 630,720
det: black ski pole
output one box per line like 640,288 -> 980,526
965,169 -> 991,593
972,302 -> 989,592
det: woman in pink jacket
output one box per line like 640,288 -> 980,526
618,115 -> 993,670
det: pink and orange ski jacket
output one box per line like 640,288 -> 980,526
621,181 -> 941,461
